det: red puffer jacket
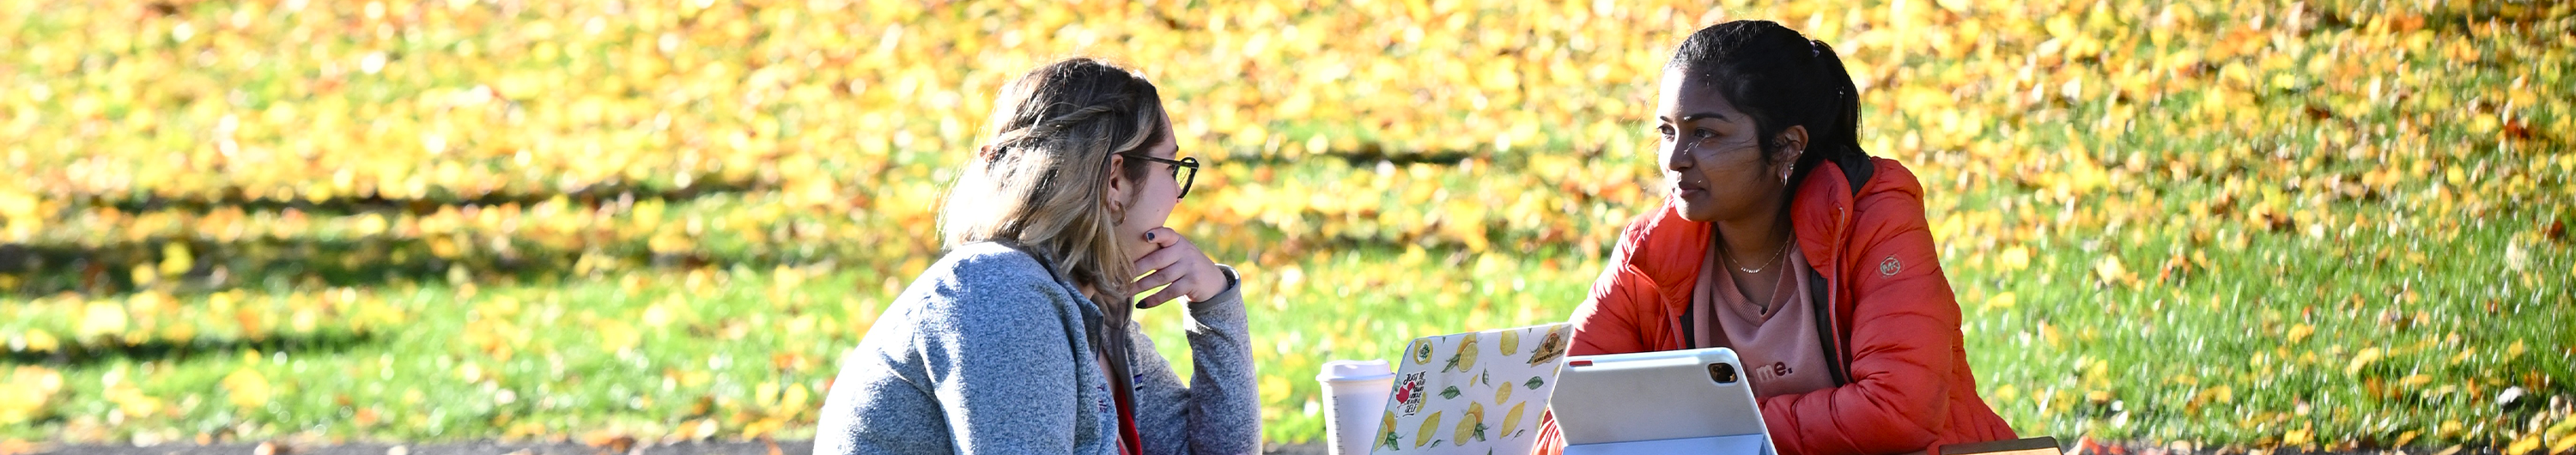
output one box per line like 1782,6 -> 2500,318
1537,157 -> 2017,455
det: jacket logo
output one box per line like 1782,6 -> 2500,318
1879,256 -> 1902,276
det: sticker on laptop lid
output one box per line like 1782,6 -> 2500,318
1392,371 -> 1427,416
1526,325 -> 1569,366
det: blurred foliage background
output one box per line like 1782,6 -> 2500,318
1,0 -> 2571,452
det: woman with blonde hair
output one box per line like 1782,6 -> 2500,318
816,58 -> 1260,454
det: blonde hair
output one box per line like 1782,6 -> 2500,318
939,57 -> 1169,328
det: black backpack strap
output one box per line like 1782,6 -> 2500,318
1807,268 -> 1851,386
1805,151 -> 1872,386
1805,153 -> 1872,385
1677,303 -> 1697,349
1836,152 -> 1874,197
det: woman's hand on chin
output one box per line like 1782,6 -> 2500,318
1129,227 -> 1228,309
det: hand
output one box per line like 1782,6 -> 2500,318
1129,227 -> 1229,309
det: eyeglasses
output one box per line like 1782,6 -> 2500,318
1119,152 -> 1198,199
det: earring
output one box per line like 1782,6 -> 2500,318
1780,150 -> 1800,184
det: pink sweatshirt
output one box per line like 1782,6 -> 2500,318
1692,246 -> 1838,397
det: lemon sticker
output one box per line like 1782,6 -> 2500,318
1378,410 -> 1402,451
1454,401 -> 1487,444
1443,334 -> 1480,373
1414,410 -> 1443,448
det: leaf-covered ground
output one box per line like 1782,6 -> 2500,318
2,0 -> 2569,452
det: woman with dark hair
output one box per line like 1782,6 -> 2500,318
1541,21 -> 2016,455
813,58 -> 1260,454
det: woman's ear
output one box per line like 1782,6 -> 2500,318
1103,155 -> 1129,212
1774,125 -> 1810,168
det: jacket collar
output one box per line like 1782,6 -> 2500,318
1625,160 -> 1862,313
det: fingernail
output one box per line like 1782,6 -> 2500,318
1145,232 -> 1156,240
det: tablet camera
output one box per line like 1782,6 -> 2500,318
1707,362 -> 1739,384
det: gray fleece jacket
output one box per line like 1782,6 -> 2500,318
814,242 -> 1262,454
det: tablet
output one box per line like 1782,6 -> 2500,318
1547,348 -> 1776,455
1941,437 -> 2064,455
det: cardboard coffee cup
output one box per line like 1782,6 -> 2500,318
1316,360 -> 1396,455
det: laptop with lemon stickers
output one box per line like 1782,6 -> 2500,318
1372,323 -> 1572,454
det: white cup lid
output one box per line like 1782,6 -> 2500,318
1316,359 -> 1394,381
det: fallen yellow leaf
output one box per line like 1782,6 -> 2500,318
2397,374 -> 2432,388
223,368 -> 273,410
2346,348 -> 2385,375
2503,434 -> 2540,455
78,300 -> 130,340
0,367 -> 64,425
2286,324 -> 2314,343
2284,427 -> 2313,446
1999,246 -> 2032,271
2094,255 -> 2129,286
598,319 -> 642,352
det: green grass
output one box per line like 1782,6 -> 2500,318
4,266 -> 888,442
2,153 -> 2568,446
1959,197 -> 2573,446
6,0 -> 2573,451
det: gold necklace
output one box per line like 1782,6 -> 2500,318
1731,237 -> 1794,274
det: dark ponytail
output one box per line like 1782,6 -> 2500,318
1666,21 -> 1869,191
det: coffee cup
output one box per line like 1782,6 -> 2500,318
1317,360 -> 1396,455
